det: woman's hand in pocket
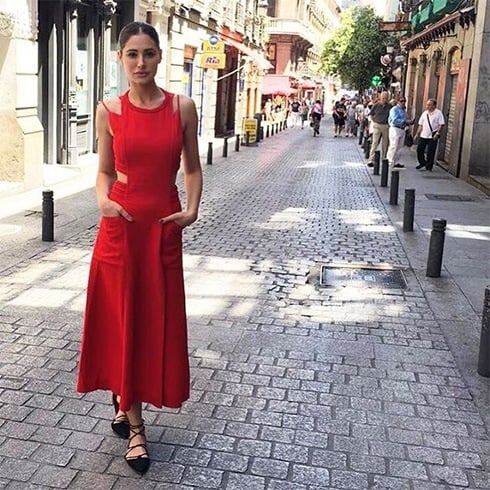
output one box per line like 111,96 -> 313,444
99,197 -> 133,221
159,210 -> 197,228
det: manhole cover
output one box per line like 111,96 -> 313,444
425,194 -> 477,202
320,264 -> 407,289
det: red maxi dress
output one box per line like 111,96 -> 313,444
77,90 -> 189,411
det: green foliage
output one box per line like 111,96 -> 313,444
320,6 -> 391,92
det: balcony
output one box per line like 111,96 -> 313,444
265,18 -> 315,46
411,0 -> 462,32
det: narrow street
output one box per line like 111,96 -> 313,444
0,123 -> 488,489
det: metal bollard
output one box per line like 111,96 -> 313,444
235,134 -> 240,152
389,170 -> 400,205
373,150 -> 380,175
477,286 -> 490,377
207,142 -> 213,165
42,190 -> 54,242
260,126 -> 264,140
271,123 -> 274,136
245,132 -> 250,147
380,159 -> 389,187
266,124 -> 270,138
403,189 -> 415,232
222,136 -> 228,158
426,218 -> 447,277
364,138 -> 371,159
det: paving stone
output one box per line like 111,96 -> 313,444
30,465 -> 77,488
31,444 -> 75,467
181,466 -> 223,488
224,472 -> 266,490
390,459 -> 428,480
428,465 -> 470,486
210,451 -> 249,472
291,464 -> 330,486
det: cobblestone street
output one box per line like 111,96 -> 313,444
0,125 -> 488,489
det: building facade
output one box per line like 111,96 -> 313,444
401,0 -> 488,193
0,0 -> 270,190
261,0 -> 341,104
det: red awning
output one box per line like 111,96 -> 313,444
299,78 -> 316,89
224,38 -> 273,71
261,75 -> 297,96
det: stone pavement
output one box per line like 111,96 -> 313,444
0,122 -> 488,489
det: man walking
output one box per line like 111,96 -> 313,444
367,91 -> 391,167
415,98 -> 445,171
387,97 -> 412,169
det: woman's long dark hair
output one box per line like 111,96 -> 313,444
118,22 -> 160,50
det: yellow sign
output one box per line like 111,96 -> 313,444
202,40 -> 225,53
200,53 -> 226,69
242,118 -> 258,143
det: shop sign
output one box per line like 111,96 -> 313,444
200,35 -> 226,69
242,118 -> 257,143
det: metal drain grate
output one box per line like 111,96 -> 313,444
320,264 -> 407,289
425,194 -> 477,202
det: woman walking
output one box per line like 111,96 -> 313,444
77,21 -> 202,474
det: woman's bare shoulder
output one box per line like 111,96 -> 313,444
98,97 -> 122,115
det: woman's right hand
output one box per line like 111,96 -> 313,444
99,197 -> 133,221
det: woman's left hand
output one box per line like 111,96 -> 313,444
159,211 -> 197,228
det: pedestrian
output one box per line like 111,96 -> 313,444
332,98 -> 346,137
76,21 -> 203,475
264,98 -> 273,121
345,101 -> 357,137
366,91 -> 391,167
311,99 -> 323,136
387,96 -> 412,168
414,98 -> 445,171
299,98 -> 309,129
289,97 -> 301,127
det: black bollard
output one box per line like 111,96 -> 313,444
266,124 -> 270,138
477,286 -> 490,377
403,189 -> 415,232
42,190 -> 54,242
380,159 -> 389,187
426,218 -> 447,277
235,134 -> 240,152
373,150 -> 380,175
389,170 -> 400,205
260,126 -> 264,140
245,132 -> 250,147
364,138 -> 371,159
207,142 -> 213,165
271,123 -> 274,136
222,137 -> 228,158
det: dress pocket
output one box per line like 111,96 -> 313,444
160,221 -> 183,269
93,216 -> 126,266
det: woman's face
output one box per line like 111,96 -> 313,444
118,34 -> 161,85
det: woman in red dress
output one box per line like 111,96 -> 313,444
77,22 -> 202,474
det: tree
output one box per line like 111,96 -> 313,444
321,6 -> 391,92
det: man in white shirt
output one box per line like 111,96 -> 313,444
414,98 -> 445,171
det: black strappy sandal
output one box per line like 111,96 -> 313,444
125,422 -> 150,475
111,393 -> 130,439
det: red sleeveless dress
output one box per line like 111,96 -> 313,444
77,90 -> 189,411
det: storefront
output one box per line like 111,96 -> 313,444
38,0 -> 133,165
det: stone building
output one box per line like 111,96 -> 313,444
401,0 -> 489,193
0,0 -> 271,190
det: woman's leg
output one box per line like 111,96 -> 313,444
126,402 -> 148,459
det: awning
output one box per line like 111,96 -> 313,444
224,38 -> 273,71
261,75 -> 297,96
299,78 -> 316,89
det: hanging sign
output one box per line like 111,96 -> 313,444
200,35 -> 226,69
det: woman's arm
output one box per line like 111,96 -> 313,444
95,102 -> 132,221
166,95 -> 202,227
